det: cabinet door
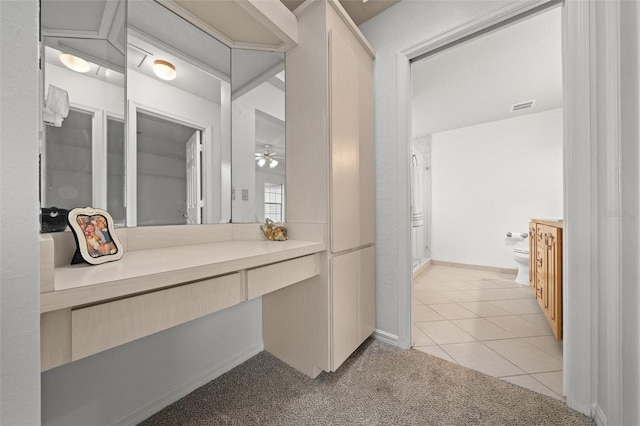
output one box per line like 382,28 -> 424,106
331,246 -> 376,371
329,29 -> 374,253
331,251 -> 358,370
529,221 -> 536,290
357,246 -> 376,344
544,225 -> 562,340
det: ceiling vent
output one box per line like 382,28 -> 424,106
511,99 -> 536,112
128,43 -> 153,68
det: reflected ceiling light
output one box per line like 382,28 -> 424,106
59,53 -> 90,73
153,59 -> 176,81
255,145 -> 279,168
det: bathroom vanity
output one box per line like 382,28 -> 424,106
39,0 -> 375,380
40,224 -> 326,371
529,219 -> 563,340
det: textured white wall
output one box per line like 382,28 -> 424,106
42,299 -> 263,426
359,0 -> 509,341
619,0 -> 640,423
431,108 -> 563,268
0,1 -> 42,424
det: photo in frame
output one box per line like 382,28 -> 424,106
67,207 -> 124,265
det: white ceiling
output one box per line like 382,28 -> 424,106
411,6 -> 562,137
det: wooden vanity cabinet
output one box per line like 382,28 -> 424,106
529,219 -> 563,340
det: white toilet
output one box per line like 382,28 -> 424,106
512,243 -> 530,286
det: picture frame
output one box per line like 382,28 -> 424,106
67,207 -> 124,265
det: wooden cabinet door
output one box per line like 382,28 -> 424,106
357,246 -> 375,344
329,28 -> 374,254
544,225 -> 562,339
529,221 -> 536,289
331,251 -> 358,370
331,246 -> 376,371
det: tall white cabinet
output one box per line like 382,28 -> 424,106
263,0 -> 375,376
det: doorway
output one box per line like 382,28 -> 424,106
135,111 -> 202,226
409,5 -> 564,399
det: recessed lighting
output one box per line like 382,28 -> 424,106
153,59 -> 176,81
59,53 -> 90,73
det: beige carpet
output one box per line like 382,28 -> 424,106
139,339 -> 594,425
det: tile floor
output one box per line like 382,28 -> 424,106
412,264 -> 564,401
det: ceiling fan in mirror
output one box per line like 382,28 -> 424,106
255,144 -> 280,168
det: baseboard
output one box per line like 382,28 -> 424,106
373,329 -> 399,346
412,259 -> 431,279
431,260 -> 517,275
112,343 -> 264,426
594,404 -> 607,426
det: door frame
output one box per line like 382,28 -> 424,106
396,0 -> 614,418
126,100 -> 212,226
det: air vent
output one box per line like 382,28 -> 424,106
511,99 -> 536,112
128,43 -> 153,68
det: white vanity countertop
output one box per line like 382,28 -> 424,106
41,239 -> 326,313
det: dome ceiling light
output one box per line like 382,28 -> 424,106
59,53 -> 91,73
153,59 -> 177,81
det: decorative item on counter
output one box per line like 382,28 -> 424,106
260,218 -> 288,241
40,207 -> 69,233
67,207 -> 124,265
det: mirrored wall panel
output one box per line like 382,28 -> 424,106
41,0 -> 126,226
40,0 -> 285,229
127,0 -> 231,226
231,49 -> 285,223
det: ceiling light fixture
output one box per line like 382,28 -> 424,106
59,53 -> 91,73
255,145 -> 279,169
153,59 -> 177,81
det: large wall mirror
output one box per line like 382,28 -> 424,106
40,0 -> 284,230
41,0 -> 127,225
127,0 -> 231,226
231,49 -> 285,223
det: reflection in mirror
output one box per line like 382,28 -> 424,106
127,0 -> 231,226
40,0 -> 126,227
231,49 -> 285,223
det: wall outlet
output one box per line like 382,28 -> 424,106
242,189 -> 249,201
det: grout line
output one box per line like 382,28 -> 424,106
412,265 -> 564,401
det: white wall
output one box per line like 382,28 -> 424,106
45,64 -> 125,118
431,108 -> 563,269
41,299 -> 262,426
0,1 -> 41,424
360,0 -> 510,344
618,0 -> 640,423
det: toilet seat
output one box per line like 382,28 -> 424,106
513,247 -> 529,255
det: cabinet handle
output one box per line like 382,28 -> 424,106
537,258 -> 543,267
536,287 -> 543,296
545,233 -> 554,248
529,227 -> 536,237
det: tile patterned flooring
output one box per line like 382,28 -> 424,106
413,264 -> 564,401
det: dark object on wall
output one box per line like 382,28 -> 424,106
40,207 -> 69,233
67,207 -> 124,265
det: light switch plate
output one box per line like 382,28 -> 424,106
242,189 -> 249,201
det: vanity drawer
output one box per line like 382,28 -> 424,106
71,273 -> 243,361
246,254 -> 320,300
